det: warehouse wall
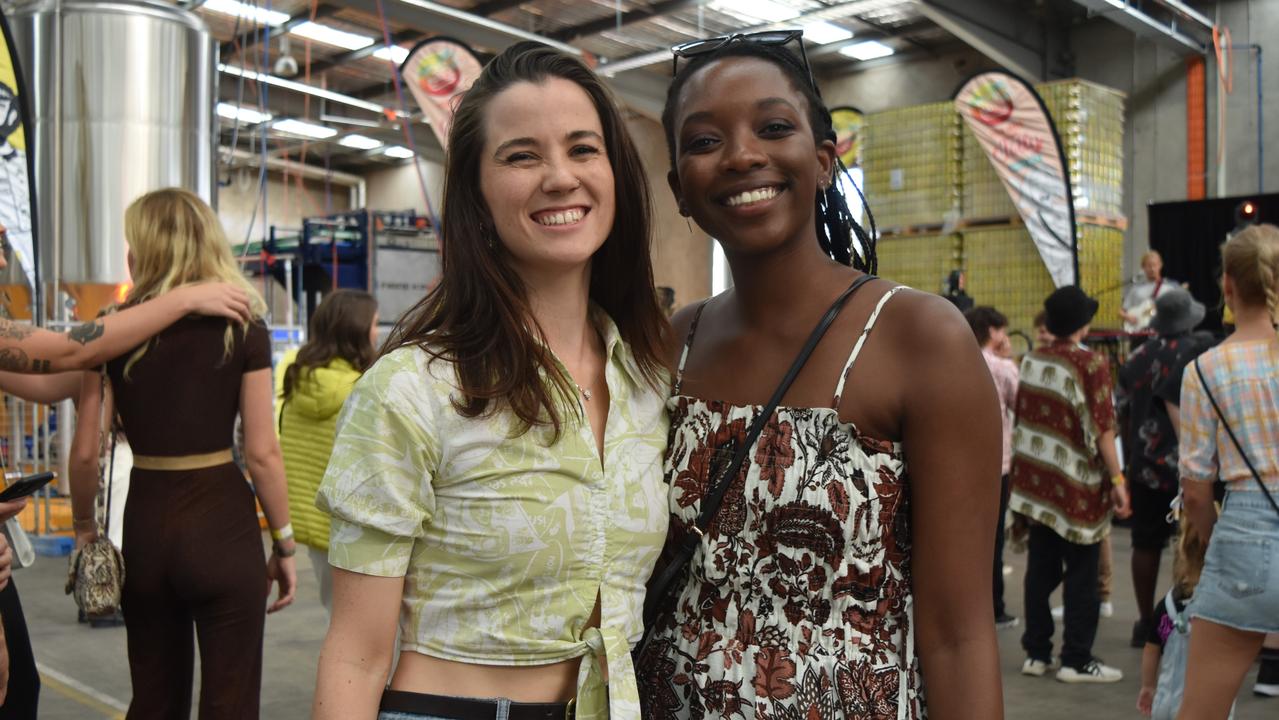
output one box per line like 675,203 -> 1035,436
364,159 -> 446,216
821,46 -> 1000,113
217,169 -> 353,244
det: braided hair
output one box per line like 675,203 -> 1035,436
661,41 -> 878,275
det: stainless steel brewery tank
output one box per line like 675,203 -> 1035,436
7,0 -> 216,303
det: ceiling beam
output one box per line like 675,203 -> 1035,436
469,0 -> 530,16
218,3 -> 340,60
305,29 -> 428,75
917,0 -> 1061,81
549,0 -> 698,43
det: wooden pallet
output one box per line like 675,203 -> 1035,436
879,212 -> 1128,238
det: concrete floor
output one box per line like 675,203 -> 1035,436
16,532 -> 1273,719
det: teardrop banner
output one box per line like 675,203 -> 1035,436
954,71 -> 1078,288
399,37 -> 484,151
0,6 -> 37,315
830,106 -> 864,169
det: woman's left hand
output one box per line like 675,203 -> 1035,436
266,550 -> 297,614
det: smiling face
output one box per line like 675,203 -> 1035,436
478,77 -> 615,278
668,57 -> 833,257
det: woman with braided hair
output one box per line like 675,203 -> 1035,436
1176,223 -> 1279,719
635,34 -> 1002,719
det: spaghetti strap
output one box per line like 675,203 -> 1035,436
832,286 -> 908,408
673,299 -> 711,395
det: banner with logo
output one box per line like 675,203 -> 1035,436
830,106 -> 864,168
400,37 -> 483,151
955,71 -> 1077,287
0,8 -> 36,311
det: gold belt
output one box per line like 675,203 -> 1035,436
132,449 -> 234,471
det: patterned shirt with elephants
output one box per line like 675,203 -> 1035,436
1009,340 -> 1117,545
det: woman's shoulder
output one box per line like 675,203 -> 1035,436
357,345 -> 456,403
864,280 -> 973,353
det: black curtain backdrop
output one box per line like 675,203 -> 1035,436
1147,192 -> 1279,332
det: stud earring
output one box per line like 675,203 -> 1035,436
678,203 -> 690,217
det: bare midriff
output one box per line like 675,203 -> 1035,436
389,653 -> 582,703
388,597 -> 604,703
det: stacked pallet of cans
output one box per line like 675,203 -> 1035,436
861,79 -> 1126,339
862,102 -> 962,229
1039,79 -> 1126,218
875,233 -> 961,294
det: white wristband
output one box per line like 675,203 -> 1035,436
270,523 -> 294,542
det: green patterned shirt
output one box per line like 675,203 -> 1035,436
316,313 -> 670,719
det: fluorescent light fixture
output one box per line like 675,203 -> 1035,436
202,0 -> 290,27
219,64 -> 396,116
216,102 -> 272,124
710,0 -> 799,22
290,21 -> 376,51
338,134 -> 384,150
273,118 -> 338,139
373,45 -> 411,65
839,40 -> 895,61
803,21 -> 853,45
383,145 -> 415,159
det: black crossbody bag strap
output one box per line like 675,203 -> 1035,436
640,273 -> 878,628
1193,358 -> 1279,518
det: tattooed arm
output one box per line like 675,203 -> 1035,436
0,283 -> 252,373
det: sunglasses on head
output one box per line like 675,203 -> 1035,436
670,30 -> 817,94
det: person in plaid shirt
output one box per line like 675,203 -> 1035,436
1177,223 -> 1279,715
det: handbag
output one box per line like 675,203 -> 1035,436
65,370 -> 126,618
1193,358 -> 1279,518
633,273 -> 877,664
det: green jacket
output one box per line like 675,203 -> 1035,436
276,350 -> 360,551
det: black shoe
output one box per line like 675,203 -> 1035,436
88,609 -> 125,628
1130,619 -> 1149,648
995,613 -> 1020,630
1256,658 -> 1279,698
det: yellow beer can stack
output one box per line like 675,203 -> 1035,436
862,102 -> 962,229
862,78 -> 1127,340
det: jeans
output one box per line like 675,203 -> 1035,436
1022,523 -> 1101,669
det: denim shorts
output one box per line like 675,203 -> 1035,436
1188,491 -> 1279,634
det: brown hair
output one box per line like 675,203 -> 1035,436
1222,223 -> 1279,334
282,289 -> 378,403
965,306 -> 1009,347
383,42 -> 667,438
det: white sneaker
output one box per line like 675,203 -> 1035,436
1057,659 -> 1123,684
1100,601 -> 1115,618
1018,654 -> 1059,680
1051,605 -> 1064,619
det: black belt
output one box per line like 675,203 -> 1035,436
379,690 -> 575,720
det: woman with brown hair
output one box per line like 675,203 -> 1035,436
313,42 -> 670,720
69,188 -> 296,720
275,289 -> 378,611
1176,223 -> 1279,719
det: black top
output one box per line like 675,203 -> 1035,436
106,316 -> 271,456
1117,331 -> 1215,492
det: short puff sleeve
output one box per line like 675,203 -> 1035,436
1177,361 -> 1218,484
316,348 -> 440,577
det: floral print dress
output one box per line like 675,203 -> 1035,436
637,286 -> 924,719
